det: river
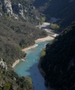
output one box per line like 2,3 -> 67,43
14,41 -> 50,90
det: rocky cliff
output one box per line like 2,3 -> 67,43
0,0 -> 41,24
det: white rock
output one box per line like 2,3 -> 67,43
18,3 -> 25,19
3,0 -> 13,16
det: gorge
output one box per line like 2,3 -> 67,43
0,0 -> 75,90
14,22 -> 57,90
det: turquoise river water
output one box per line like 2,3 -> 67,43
14,41 -> 50,90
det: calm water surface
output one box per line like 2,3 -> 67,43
14,41 -> 49,90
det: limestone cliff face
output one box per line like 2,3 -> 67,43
17,3 -> 25,19
0,0 -> 40,23
1,0 -> 25,19
3,0 -> 13,16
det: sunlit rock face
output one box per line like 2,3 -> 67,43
0,0 -> 41,23
1,0 -> 19,19
1,0 -> 25,19
3,0 -> 13,16
17,3 -> 25,19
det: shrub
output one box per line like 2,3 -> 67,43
50,23 -> 60,30
40,48 -> 46,58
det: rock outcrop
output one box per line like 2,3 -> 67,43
0,0 -> 41,23
18,3 -> 25,19
2,0 -> 13,16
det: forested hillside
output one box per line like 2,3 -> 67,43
0,0 -> 47,89
40,22 -> 75,90
1,0 -> 75,90
0,0 -> 47,66
0,69 -> 33,90
0,16 -> 47,66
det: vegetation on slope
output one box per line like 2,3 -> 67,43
0,0 -> 47,90
0,68 -> 33,90
0,10 -> 47,90
40,48 -> 46,58
0,15 -> 47,66
50,23 -> 60,30
40,22 -> 75,90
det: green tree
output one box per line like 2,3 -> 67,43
0,87 -> 2,90
3,82 -> 11,90
50,23 -> 60,30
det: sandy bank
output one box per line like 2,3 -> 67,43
36,22 -> 50,29
12,44 -> 38,68
22,44 -> 38,52
12,59 -> 25,68
12,34 -> 57,68
12,59 -> 20,68
22,34 -> 57,52
52,34 -> 58,37
12,21 -> 58,68
35,35 -> 55,43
